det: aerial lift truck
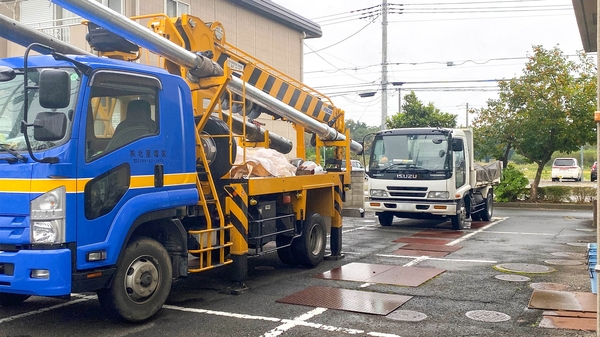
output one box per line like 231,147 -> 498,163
0,0 -> 361,321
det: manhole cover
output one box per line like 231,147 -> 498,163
529,282 -> 570,291
465,310 -> 511,322
550,252 -> 586,259
254,266 -> 275,271
544,259 -> 583,266
494,263 -> 555,274
566,242 -> 591,247
495,274 -> 530,282
387,310 -> 428,322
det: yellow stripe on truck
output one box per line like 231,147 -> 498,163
0,173 -> 196,193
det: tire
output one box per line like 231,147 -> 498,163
480,189 -> 493,221
198,116 -> 237,178
451,199 -> 467,230
276,235 -> 297,265
97,237 -> 172,322
377,212 -> 394,227
0,293 -> 30,306
292,213 -> 326,267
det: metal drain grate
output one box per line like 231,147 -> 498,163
277,286 -> 412,315
494,263 -> 555,274
529,290 -> 596,312
495,274 -> 530,282
465,310 -> 511,322
387,310 -> 427,322
530,283 -> 570,291
550,252 -> 586,259
315,262 -> 445,287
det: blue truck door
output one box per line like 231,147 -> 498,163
76,71 -> 165,270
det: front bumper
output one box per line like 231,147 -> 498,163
365,199 -> 457,216
0,249 -> 71,296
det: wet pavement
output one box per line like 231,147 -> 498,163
0,206 -> 596,336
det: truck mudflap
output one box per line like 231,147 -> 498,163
0,249 -> 71,296
365,200 -> 457,216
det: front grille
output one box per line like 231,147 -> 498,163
389,191 -> 427,197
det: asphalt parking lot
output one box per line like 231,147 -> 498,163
0,206 -> 597,337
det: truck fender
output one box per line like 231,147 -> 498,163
99,189 -> 196,268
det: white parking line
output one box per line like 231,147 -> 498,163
0,294 -> 95,324
376,253 -> 497,264
447,217 -> 507,245
481,230 -> 554,236
403,255 -> 429,267
262,307 -> 327,337
163,305 -> 402,337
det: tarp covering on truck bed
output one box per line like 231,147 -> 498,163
475,161 -> 502,185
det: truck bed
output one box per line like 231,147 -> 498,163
475,161 -> 502,187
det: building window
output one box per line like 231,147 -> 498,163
102,0 -> 123,13
166,0 -> 190,17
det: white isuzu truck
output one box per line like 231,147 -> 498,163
364,128 -> 501,230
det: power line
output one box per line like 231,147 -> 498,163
304,18 -> 377,54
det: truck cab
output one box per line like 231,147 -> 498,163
364,128 -> 498,230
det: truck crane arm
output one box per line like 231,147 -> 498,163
48,0 -> 362,154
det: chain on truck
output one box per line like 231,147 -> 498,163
0,0 -> 363,321
363,127 -> 501,230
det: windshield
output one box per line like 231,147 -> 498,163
369,133 -> 450,171
0,68 -> 79,151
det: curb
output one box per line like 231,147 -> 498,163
495,202 -> 593,210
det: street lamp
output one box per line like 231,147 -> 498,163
392,82 -> 404,113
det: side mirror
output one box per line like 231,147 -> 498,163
33,112 -> 67,141
0,66 -> 16,82
39,69 -> 71,109
451,139 -> 464,152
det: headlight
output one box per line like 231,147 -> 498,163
31,186 -> 66,244
427,191 -> 449,199
370,189 -> 389,197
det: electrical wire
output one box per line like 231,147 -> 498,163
304,18 -> 377,54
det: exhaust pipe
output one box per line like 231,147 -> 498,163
49,0 -> 363,154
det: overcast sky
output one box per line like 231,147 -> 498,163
271,0 -> 586,128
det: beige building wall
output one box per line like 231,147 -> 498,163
1,0 -> 306,157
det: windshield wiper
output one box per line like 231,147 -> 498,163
379,163 -> 414,172
0,143 -> 28,162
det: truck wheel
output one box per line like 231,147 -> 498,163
480,189 -> 494,221
378,212 -> 394,227
451,199 -> 467,230
198,117 -> 237,178
292,213 -> 326,267
0,293 -> 30,306
276,235 -> 297,265
97,237 -> 172,322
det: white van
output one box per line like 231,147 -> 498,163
551,158 -> 582,181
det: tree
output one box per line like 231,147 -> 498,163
386,91 -> 457,129
345,119 -> 380,162
475,45 -> 596,200
471,99 -> 515,168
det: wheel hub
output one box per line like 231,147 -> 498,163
125,257 -> 159,301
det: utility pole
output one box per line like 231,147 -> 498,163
381,0 -> 388,130
397,86 -> 402,113
465,102 -> 469,127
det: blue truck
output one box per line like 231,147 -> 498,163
0,0 -> 361,321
